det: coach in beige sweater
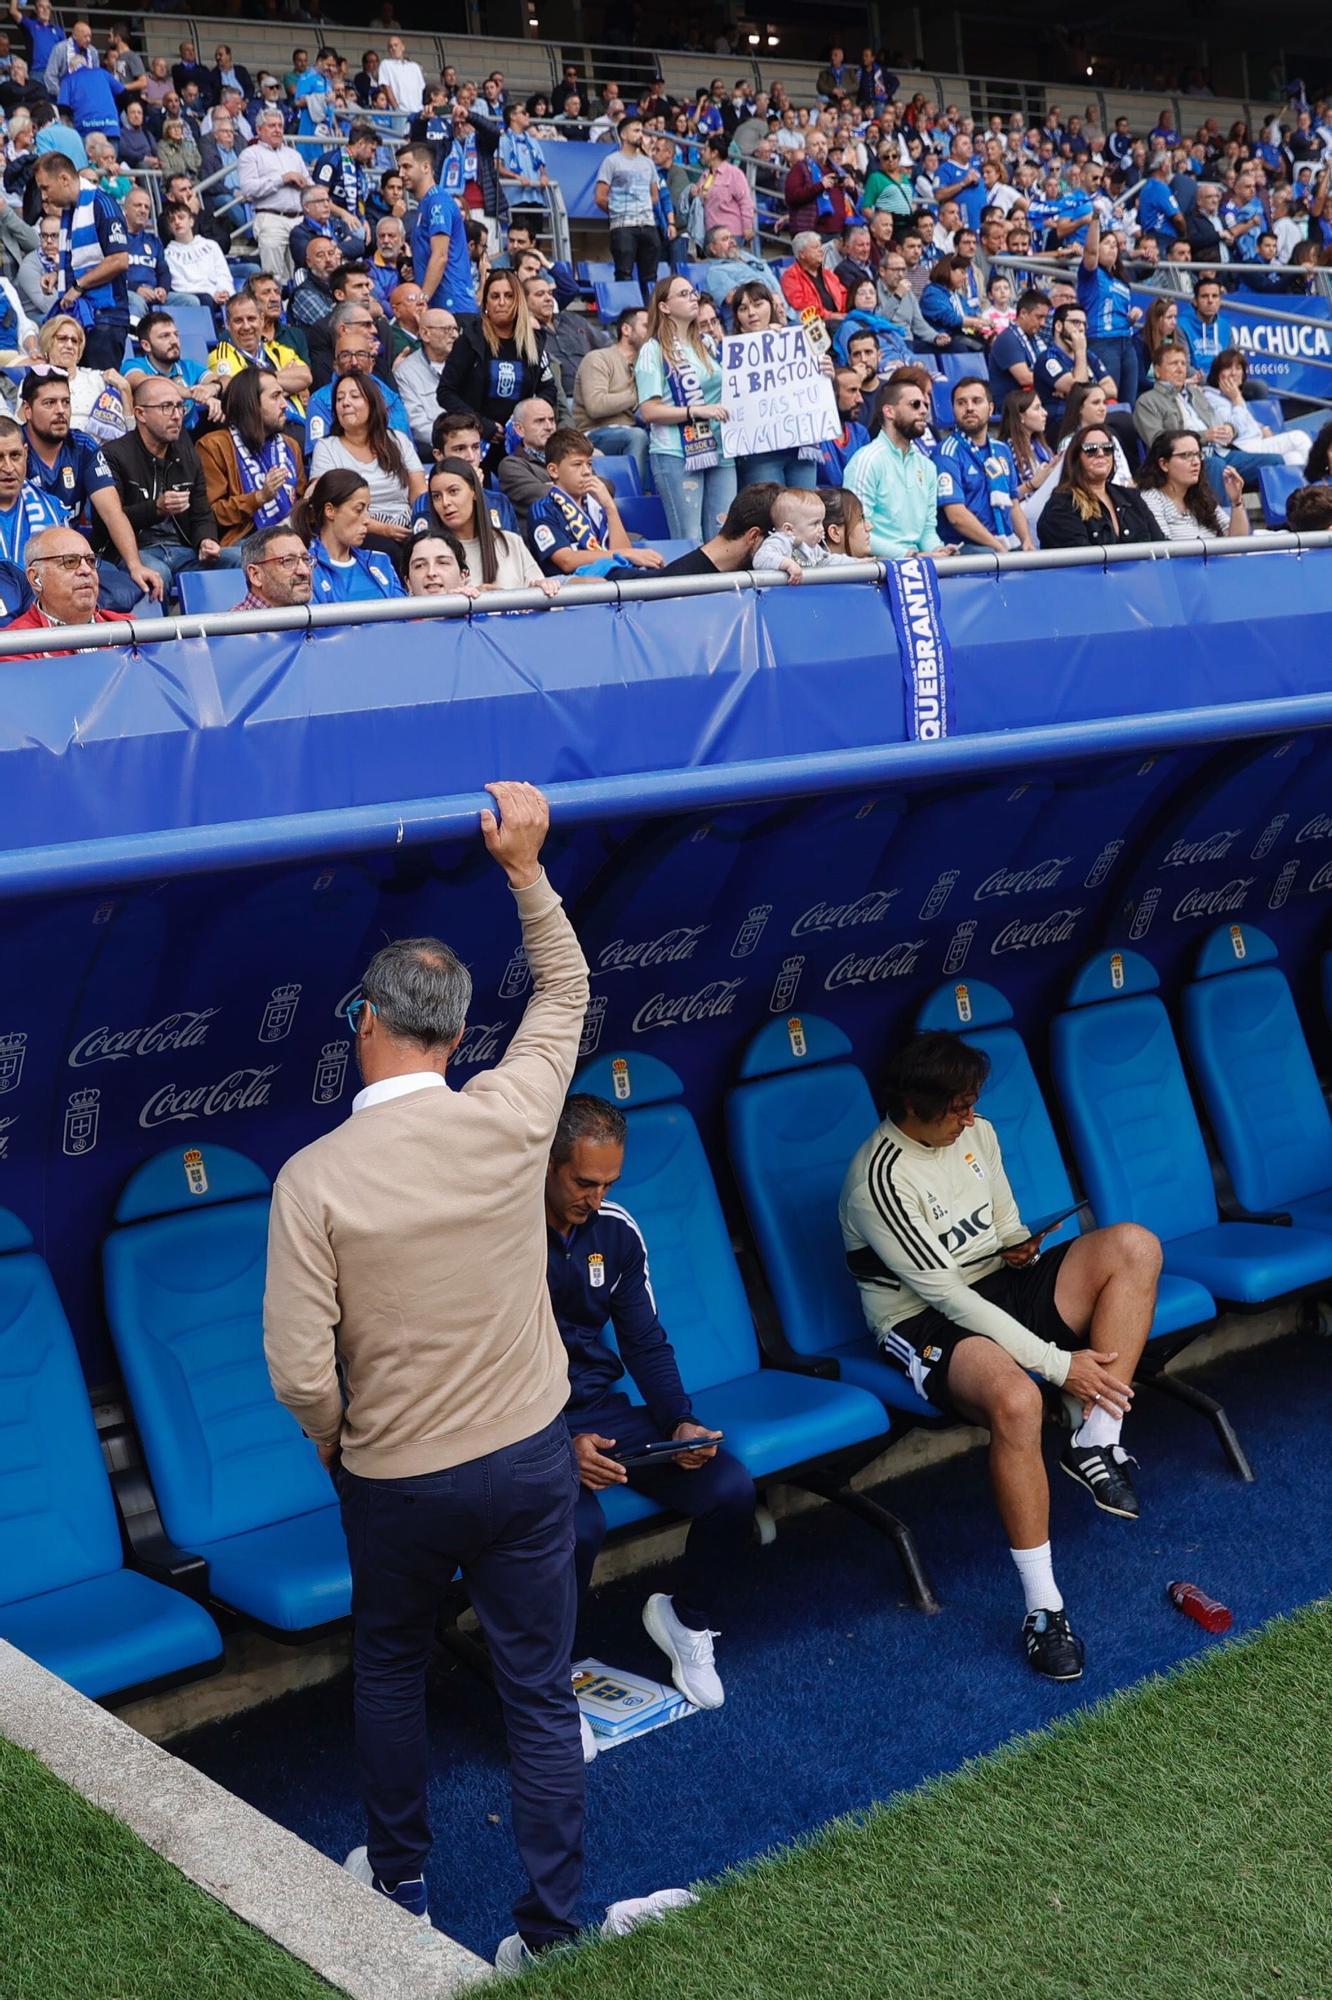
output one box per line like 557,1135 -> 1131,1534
263,781 -> 591,1962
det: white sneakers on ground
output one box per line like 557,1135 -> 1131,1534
642,1592 -> 725,1708
494,1888 -> 698,1975
579,1708 -> 599,1763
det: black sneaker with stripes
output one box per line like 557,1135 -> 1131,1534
1061,1438 -> 1140,1519
1022,1607 -> 1085,1681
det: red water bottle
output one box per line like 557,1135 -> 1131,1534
1167,1581 -> 1233,1634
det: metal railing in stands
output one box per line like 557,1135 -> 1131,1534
1,533 -> 1328,663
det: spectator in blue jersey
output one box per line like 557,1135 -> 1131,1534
311,121 -> 379,240
58,46 -> 122,140
525,429 -> 662,578
999,387 -> 1058,505
396,141 -> 477,318
935,131 -> 985,230
33,152 -> 129,371
0,410 -> 66,572
15,0 -> 64,87
818,366 -> 870,484
1220,171 -> 1266,263
438,268 -> 557,466
121,185 -> 172,319
988,289 -> 1051,405
498,101 -> 548,221
1177,275 -> 1237,372
19,368 -> 162,605
936,377 -> 1034,552
545,1095 -> 755,1712
1137,152 -> 1186,250
294,467 -> 407,602
1078,215 -> 1141,405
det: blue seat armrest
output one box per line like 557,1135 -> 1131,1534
1216,1201 -> 1292,1227
768,1351 -> 842,1380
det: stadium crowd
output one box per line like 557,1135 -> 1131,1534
0,19 -> 1329,632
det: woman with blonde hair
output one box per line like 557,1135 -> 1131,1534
36,315 -> 131,440
437,268 -> 557,467
634,272 -> 735,541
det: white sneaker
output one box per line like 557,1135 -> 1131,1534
343,1844 -> 373,1888
642,1593 -> 724,1708
579,1709 -> 599,1763
601,1887 -> 698,1938
494,1933 -> 534,1977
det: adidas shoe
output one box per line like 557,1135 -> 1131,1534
1061,1439 -> 1140,1519
1021,1607 -> 1085,1682
642,1594 -> 724,1708
494,1933 -> 535,1977
343,1845 -> 430,1921
601,1888 -> 699,1937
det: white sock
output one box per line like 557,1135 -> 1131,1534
1011,1540 -> 1062,1616
1073,1402 -> 1123,1451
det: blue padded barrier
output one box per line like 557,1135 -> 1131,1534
102,1141 -> 350,1634
573,1053 -> 893,1476
1051,949 -> 1332,1306
725,1015 -> 937,1418
914,980 -> 1214,1340
0,1205 -> 222,1698
1181,923 -> 1332,1231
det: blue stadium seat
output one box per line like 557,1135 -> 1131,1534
931,379 -> 956,432
177,568 -> 243,616
1051,949 -> 1332,1308
1258,464 -> 1302,528
725,1014 -> 937,1419
164,303 -> 218,368
915,978 -> 1214,1344
1181,923 -> 1332,1235
577,1052 -> 937,1607
102,1143 -> 351,1636
580,260 -> 616,288
594,279 -> 650,319
1245,398 -> 1284,435
591,454 -> 642,497
937,352 -> 987,388
615,494 -> 670,540
0,1206 -> 223,1700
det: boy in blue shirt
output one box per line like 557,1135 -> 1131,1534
526,429 -> 663,577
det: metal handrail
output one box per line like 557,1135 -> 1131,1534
1,533 -> 1327,660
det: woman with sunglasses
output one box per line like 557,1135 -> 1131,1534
293,468 -> 407,601
635,272 -> 735,543
1136,427 -> 1248,540
1037,423 -> 1163,549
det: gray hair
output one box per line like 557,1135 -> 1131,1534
702,224 -> 729,253
791,230 -> 821,256
361,937 -> 472,1051
551,1094 -> 627,1167
1149,150 -> 1171,173
240,520 -> 307,573
301,184 -> 328,210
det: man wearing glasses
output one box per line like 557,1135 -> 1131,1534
102,373 -> 237,597
233,523 -> 314,610
303,311 -> 412,449
844,374 -> 957,560
6,524 -> 130,649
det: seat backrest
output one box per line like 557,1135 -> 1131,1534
178,568 -> 241,617
594,279 -> 649,320
1259,463 -> 1301,529
0,1208 -> 124,1607
575,1054 -> 760,1392
1181,922 -> 1332,1211
938,351 -> 987,386
615,493 -> 670,539
1050,948 -> 1218,1241
166,303 -> 219,368
590,454 -> 643,498
102,1143 -> 332,1549
726,1015 -> 882,1359
916,980 -> 1079,1247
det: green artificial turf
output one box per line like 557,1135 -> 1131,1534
523,1600 -> 1332,2000
0,1732 -> 340,2000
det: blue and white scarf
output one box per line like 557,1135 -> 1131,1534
441,132 -> 478,196
884,554 -> 952,740
332,148 -> 368,215
231,429 -> 297,528
0,483 -> 63,565
56,186 -> 104,331
663,341 -> 718,472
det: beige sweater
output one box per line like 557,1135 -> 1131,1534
263,871 -> 590,1478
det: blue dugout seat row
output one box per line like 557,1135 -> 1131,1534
574,1052 -> 939,1612
102,1145 -> 351,1637
0,1207 -> 223,1701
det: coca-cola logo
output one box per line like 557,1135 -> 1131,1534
973,859 -> 1071,900
1308,861 -> 1332,893
791,890 -> 899,936
452,1021 -> 508,1065
68,1008 -> 220,1069
1160,831 -> 1240,867
595,926 -> 709,974
823,942 -> 925,989
990,909 -> 1084,954
139,1065 -> 279,1130
1172,878 -> 1254,922
1297,816 -> 1332,844
632,979 -> 745,1032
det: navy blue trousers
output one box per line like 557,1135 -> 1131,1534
339,1415 -> 585,1950
572,1402 -> 757,1631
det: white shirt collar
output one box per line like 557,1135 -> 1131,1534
351,1072 -> 447,1114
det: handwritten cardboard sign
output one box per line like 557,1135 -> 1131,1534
718,325 -> 840,461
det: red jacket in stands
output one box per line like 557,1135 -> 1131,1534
3,607 -> 134,658
780,261 -> 847,322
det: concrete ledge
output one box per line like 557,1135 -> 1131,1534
0,1639 -> 490,1999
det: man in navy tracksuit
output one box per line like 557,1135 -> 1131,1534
545,1094 -> 756,1715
